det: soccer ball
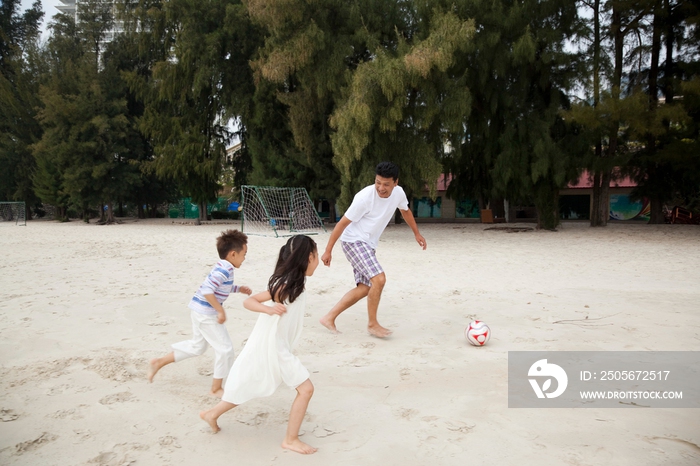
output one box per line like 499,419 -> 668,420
465,320 -> 491,346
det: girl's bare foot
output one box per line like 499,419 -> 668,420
319,315 -> 340,334
147,359 -> 160,383
199,410 -> 220,433
368,323 -> 392,338
210,388 -> 224,398
281,438 -> 317,454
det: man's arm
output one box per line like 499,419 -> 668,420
399,208 -> 427,250
321,215 -> 352,266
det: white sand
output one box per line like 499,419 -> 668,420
0,219 -> 698,465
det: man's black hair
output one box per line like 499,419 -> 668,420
375,162 -> 399,181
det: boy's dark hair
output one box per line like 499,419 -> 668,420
216,229 -> 248,259
375,162 -> 399,181
268,235 -> 317,304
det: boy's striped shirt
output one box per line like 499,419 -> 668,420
188,259 -> 240,315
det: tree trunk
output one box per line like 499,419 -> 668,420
591,171 -> 600,225
600,171 -> 610,225
199,201 -> 208,221
589,0 -> 609,228
649,199 -> 664,223
328,201 -> 336,224
137,203 -> 145,219
57,206 -> 67,222
535,184 -> 560,230
592,5 -> 624,227
663,0 -> 674,104
647,3 -> 664,224
105,202 -> 116,224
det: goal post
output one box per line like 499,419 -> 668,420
241,186 -> 326,237
0,202 -> 27,226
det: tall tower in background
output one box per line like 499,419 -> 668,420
55,0 -> 123,44
56,1 -> 77,18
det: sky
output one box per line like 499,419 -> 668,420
20,0 -> 65,39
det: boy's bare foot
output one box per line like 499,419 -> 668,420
368,323 -> 392,338
200,410 -> 220,433
319,315 -> 341,334
210,388 -> 224,398
281,438 -> 318,454
147,359 -> 160,383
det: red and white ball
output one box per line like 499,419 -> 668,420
465,320 -> 491,346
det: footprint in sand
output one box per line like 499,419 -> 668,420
12,432 -> 57,455
88,443 -> 148,466
421,416 -> 475,434
399,368 -> 411,380
131,422 -> 155,435
87,353 -> 142,382
1,409 -> 19,422
312,424 -> 342,438
158,436 -> 181,448
147,318 -> 173,327
350,357 -> 369,367
46,384 -> 72,396
396,407 -> 418,420
48,405 -> 89,420
72,429 -> 92,444
236,407 -> 288,427
99,391 -> 135,405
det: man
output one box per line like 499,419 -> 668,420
320,162 -> 427,338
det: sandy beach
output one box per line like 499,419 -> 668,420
0,219 -> 698,465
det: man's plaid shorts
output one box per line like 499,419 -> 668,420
341,241 -> 384,287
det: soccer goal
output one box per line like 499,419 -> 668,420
241,186 -> 326,237
0,202 -> 26,226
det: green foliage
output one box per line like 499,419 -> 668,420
124,0 -> 259,217
5,0 -> 700,227
0,0 -> 43,209
32,5 -> 147,222
326,7 -> 475,208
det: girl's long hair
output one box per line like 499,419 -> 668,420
268,235 -> 317,304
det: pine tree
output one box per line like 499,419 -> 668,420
124,0 -> 258,221
0,0 -> 44,217
33,3 -> 134,223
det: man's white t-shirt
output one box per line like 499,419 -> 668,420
340,184 -> 409,249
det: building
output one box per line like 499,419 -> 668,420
413,172 -> 648,223
56,1 -> 123,44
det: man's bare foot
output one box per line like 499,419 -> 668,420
147,359 -> 160,383
199,410 -> 220,433
210,388 -> 224,398
368,323 -> 392,338
319,315 -> 341,334
281,438 -> 318,454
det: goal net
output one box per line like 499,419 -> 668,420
0,202 -> 26,226
241,186 -> 326,237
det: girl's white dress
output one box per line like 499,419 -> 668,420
222,292 -> 309,405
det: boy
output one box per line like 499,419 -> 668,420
148,229 -> 252,397
320,162 -> 427,338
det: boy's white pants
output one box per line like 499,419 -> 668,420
172,311 -> 234,380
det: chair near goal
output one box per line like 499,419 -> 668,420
0,202 -> 26,226
241,186 -> 326,237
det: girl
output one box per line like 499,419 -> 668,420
200,235 -> 320,455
